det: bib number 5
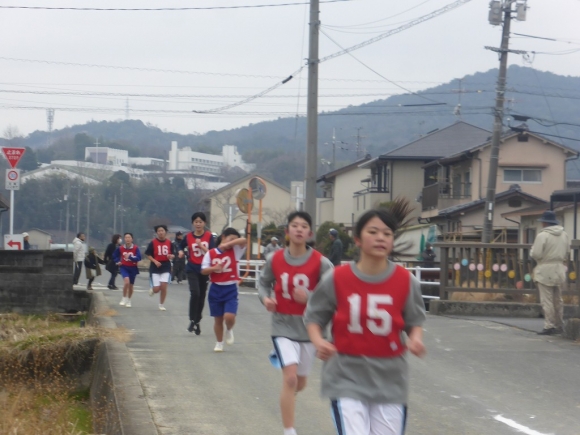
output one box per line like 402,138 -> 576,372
347,294 -> 393,336
192,241 -> 209,257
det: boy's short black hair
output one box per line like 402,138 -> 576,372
216,227 -> 241,246
191,212 -> 207,223
286,211 -> 312,229
124,232 -> 133,239
154,224 -> 168,232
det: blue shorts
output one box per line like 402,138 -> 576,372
120,266 -> 139,284
208,283 -> 238,317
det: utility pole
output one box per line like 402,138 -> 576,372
331,128 -> 336,171
120,183 -> 124,235
113,193 -> 117,235
76,184 -> 81,234
481,0 -> 527,243
65,185 -> 70,249
353,127 -> 366,160
304,0 -> 320,223
86,187 -> 92,246
94,138 -> 100,165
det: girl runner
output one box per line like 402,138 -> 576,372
201,228 -> 246,352
146,225 -> 176,311
305,209 -> 426,435
113,233 -> 142,308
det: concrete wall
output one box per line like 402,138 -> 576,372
332,167 -> 370,226
0,251 -> 89,314
391,160 -> 426,221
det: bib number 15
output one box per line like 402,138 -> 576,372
347,294 -> 393,336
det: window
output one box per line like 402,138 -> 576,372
464,171 -> 471,197
503,168 -> 541,183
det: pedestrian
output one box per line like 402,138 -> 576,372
146,225 -> 176,311
201,227 -> 247,352
22,232 -> 31,250
305,208 -> 426,435
104,234 -> 122,289
258,211 -> 333,435
327,228 -> 343,266
113,232 -> 142,308
530,210 -> 570,335
172,231 -> 186,283
84,246 -> 105,290
72,232 -> 86,285
421,243 -> 436,267
178,212 -> 216,335
264,236 -> 283,256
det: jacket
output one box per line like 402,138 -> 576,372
73,237 -> 85,262
328,238 -> 343,266
85,249 -> 105,279
530,225 -> 570,286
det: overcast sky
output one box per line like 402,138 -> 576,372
0,0 -> 579,138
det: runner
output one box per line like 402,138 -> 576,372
201,228 -> 246,352
146,225 -> 176,311
113,232 -> 142,308
178,212 -> 216,334
305,208 -> 426,435
258,211 -> 333,435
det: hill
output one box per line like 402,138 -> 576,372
8,65 -> 580,184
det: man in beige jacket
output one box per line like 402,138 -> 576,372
530,210 -> 570,335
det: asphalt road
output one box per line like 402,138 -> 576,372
87,273 -> 580,435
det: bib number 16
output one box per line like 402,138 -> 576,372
347,294 -> 393,336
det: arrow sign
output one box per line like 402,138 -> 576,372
7,240 -> 21,249
1,147 -> 26,168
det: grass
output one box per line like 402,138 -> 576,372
0,313 -> 130,435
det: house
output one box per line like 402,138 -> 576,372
27,228 -> 52,250
355,122 -> 492,223
200,173 -> 292,233
421,130 -> 578,239
316,156 -> 372,230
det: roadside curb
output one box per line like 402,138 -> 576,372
429,300 -> 577,318
89,291 -> 158,435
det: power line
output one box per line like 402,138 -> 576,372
0,1 -> 351,11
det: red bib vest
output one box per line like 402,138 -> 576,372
208,248 -> 239,283
332,264 -> 410,358
119,244 -> 139,267
187,231 -> 212,265
271,249 -> 322,315
152,238 -> 172,262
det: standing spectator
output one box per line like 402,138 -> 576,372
22,232 -> 31,250
263,236 -> 282,257
327,228 -> 343,266
531,210 -> 570,335
421,243 -> 436,267
72,233 -> 86,285
84,247 -> 105,290
104,234 -> 122,290
172,231 -> 186,283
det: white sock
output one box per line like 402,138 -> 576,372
283,428 -> 297,435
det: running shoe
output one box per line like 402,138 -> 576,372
214,342 -> 224,352
193,323 -> 201,336
125,300 -> 132,308
225,329 -> 234,345
187,321 -> 195,333
148,288 -> 154,297
119,298 -> 126,306
159,305 -> 166,311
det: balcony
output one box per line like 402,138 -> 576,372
353,187 -> 389,220
422,181 -> 472,212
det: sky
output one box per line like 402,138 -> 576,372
0,0 -> 579,138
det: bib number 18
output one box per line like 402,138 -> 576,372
280,273 -> 310,299
347,294 -> 393,336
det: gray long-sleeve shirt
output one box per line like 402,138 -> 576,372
258,247 -> 334,341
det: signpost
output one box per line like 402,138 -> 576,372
1,147 -> 26,235
4,234 -> 23,250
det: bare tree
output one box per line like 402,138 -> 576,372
209,188 -> 238,231
3,124 -> 22,141
264,206 -> 295,227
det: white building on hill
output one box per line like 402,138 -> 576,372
85,147 -> 129,166
168,142 -> 254,174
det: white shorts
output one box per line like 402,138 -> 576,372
272,337 -> 317,377
151,272 -> 171,287
331,398 -> 406,435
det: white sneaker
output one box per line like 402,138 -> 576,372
159,305 -> 166,311
214,342 -> 224,352
125,299 -> 132,308
148,288 -> 154,297
225,329 -> 234,345
119,298 -> 126,306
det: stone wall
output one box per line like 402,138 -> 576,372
0,250 -> 90,314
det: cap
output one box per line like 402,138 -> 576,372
271,237 -> 278,242
176,231 -> 183,236
22,232 -> 29,237
329,228 -> 338,237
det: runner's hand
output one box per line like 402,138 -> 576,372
293,286 -> 309,304
263,297 -> 277,312
314,340 -> 337,361
407,337 -> 426,358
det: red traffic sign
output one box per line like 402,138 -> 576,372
1,147 -> 26,168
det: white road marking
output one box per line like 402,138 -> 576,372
239,291 -> 258,295
493,415 -> 553,435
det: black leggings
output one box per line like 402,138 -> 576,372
187,270 -> 209,323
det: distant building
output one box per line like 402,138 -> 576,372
168,142 -> 254,174
85,147 -> 129,166
128,157 -> 165,168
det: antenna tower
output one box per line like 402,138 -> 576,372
46,109 -> 55,132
